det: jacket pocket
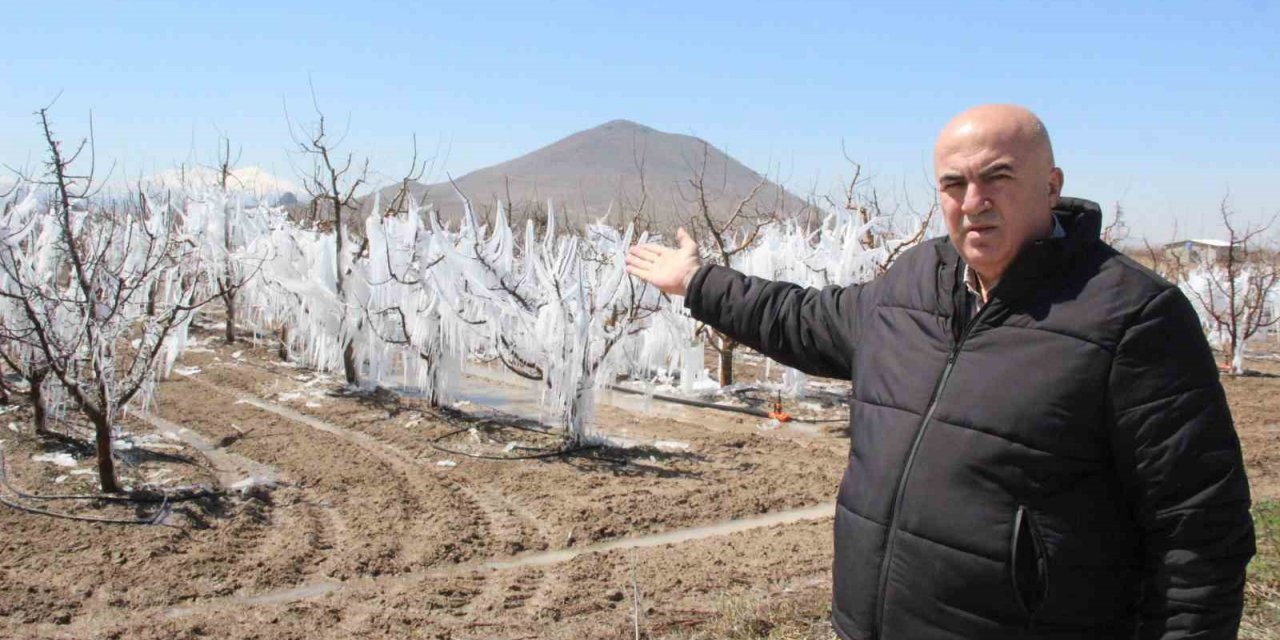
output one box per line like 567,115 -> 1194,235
1011,505 -> 1049,619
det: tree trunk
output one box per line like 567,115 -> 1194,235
91,413 -> 122,494
420,350 -> 440,408
343,342 -> 359,386
566,381 -> 593,446
225,291 -> 237,344
718,347 -> 734,387
30,369 -> 48,435
278,325 -> 290,361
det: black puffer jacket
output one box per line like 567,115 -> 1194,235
685,198 -> 1254,639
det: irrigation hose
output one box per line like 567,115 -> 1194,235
603,384 -> 848,424
0,448 -> 220,505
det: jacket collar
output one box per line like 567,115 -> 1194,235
937,197 -> 1104,311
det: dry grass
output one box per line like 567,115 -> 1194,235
1242,501 -> 1280,639
655,584 -> 836,640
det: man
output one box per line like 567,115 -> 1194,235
625,105 -> 1255,639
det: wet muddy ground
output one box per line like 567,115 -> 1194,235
3,326 -> 1278,639
0,326 -> 849,639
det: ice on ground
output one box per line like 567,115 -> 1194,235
54,475 -> 67,484
758,419 -> 784,431
304,402 -> 321,408
173,366 -> 202,377
232,350 -> 244,359
69,469 -> 95,476
7,422 -> 17,433
653,440 -> 691,451
230,476 -> 279,493
436,460 -> 457,468
140,443 -> 184,451
32,452 -> 78,467
277,392 -> 303,402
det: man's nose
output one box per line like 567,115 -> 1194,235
961,182 -> 990,215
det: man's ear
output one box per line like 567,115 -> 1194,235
1048,167 -> 1064,207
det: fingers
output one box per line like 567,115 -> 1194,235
629,244 -> 667,261
625,261 -> 655,283
624,252 -> 648,269
624,253 -> 655,277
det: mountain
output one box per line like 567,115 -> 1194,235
367,120 -> 811,230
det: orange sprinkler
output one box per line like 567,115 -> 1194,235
768,391 -> 792,422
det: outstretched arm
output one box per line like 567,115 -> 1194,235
626,228 -> 874,380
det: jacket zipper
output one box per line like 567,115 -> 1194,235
873,302 -> 988,635
1013,505 -> 1049,629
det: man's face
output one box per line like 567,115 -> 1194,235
934,117 -> 1063,284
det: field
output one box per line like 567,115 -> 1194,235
1,322 -> 1278,639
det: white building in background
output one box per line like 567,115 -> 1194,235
1163,238 -> 1232,267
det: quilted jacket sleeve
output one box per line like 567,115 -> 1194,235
683,264 -> 878,380
1108,286 -> 1255,640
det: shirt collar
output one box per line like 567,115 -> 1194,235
963,214 -> 1066,299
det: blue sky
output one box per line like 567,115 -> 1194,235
2,0 -> 1276,239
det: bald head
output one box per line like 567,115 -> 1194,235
935,104 -> 1055,169
933,104 -> 1065,291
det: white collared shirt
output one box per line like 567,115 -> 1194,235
963,215 -> 1067,313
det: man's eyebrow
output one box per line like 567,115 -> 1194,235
980,161 -> 1015,177
937,171 -> 964,183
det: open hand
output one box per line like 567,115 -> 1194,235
625,227 -> 701,296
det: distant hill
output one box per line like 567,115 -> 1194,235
366,119 -> 811,230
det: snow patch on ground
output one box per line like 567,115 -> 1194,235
230,476 -> 279,493
32,452 -> 78,467
174,366 -> 203,377
653,440 -> 691,451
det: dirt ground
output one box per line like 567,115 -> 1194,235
0,324 -> 847,640
2,323 -> 1278,639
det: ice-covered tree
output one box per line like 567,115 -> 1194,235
422,193 -> 659,443
1179,201 -> 1280,374
0,111 -> 223,492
